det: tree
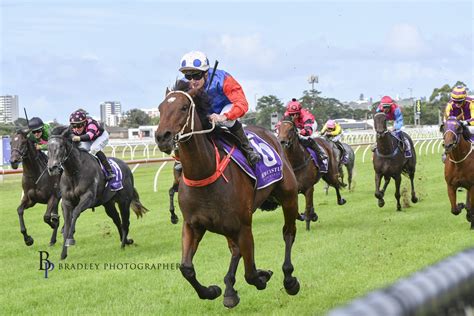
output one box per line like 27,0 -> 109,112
120,109 -> 151,128
255,95 -> 285,129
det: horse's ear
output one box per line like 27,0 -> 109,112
20,127 -> 30,135
165,87 -> 170,96
60,126 -> 70,137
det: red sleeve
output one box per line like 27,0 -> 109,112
300,109 -> 315,133
222,75 -> 248,121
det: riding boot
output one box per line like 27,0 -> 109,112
336,140 -> 347,162
309,138 -> 328,162
230,121 -> 261,167
96,151 -> 116,181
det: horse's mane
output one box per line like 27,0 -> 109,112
282,115 -> 293,122
50,125 -> 71,137
172,80 -> 212,129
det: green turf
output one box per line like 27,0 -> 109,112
0,146 -> 472,315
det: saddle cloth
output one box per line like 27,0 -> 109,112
305,146 -> 328,173
218,130 -> 283,190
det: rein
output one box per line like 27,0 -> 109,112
49,135 -> 74,171
443,126 -> 474,164
280,120 -> 311,171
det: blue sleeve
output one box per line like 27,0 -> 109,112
394,108 -> 404,130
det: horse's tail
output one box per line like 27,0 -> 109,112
131,187 -> 150,218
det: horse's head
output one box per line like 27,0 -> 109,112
155,81 -> 210,154
47,126 -> 71,175
277,117 -> 298,149
373,112 -> 388,137
9,128 -> 30,169
442,117 -> 463,153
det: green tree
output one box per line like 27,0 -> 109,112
120,109 -> 151,128
255,95 -> 285,129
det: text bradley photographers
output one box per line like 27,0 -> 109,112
57,262 -> 181,271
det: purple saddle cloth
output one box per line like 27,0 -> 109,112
100,159 -> 123,191
218,130 -> 283,190
305,146 -> 328,173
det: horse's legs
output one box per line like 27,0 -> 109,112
304,187 -> 317,231
394,175 -> 402,211
180,222 -> 221,300
238,225 -> 272,290
223,237 -> 241,308
381,176 -> 391,194
117,199 -> 133,247
103,201 -> 125,244
374,172 -> 385,207
60,200 -> 74,260
280,197 -> 300,295
347,163 -> 354,191
168,181 -> 179,224
66,192 -> 94,246
334,186 -> 346,205
467,187 -> 474,230
409,170 -> 418,203
17,196 -> 35,246
46,195 -> 60,246
447,185 -> 464,215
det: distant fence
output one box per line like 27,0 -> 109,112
327,248 -> 474,316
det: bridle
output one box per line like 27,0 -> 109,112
443,119 -> 473,163
48,135 -> 73,172
374,112 -> 389,138
166,90 -> 215,143
279,120 -> 297,148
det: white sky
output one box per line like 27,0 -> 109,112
1,0 -> 473,122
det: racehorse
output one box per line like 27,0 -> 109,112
47,126 -> 149,259
277,117 -> 346,231
154,81 -> 300,308
327,138 -> 355,190
373,112 -> 418,210
10,128 -> 60,246
441,117 -> 473,229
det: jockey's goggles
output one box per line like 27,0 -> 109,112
71,122 -> 86,128
381,103 -> 391,108
184,71 -> 204,81
32,129 -> 42,134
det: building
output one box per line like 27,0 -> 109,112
141,108 -> 160,118
128,125 -> 157,139
0,95 -> 19,123
100,101 -> 122,127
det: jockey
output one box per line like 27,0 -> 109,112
280,98 -> 328,162
376,95 -> 407,149
321,119 -> 347,161
444,85 -> 474,128
178,51 -> 260,167
69,110 -> 116,181
28,117 -> 50,151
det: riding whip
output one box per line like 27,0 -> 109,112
207,60 -> 219,92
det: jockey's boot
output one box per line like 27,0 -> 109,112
309,138 -> 328,162
336,140 -> 347,162
230,121 -> 261,167
96,151 -> 116,181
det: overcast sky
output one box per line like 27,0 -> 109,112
1,0 -> 473,122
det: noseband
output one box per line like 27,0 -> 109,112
49,135 -> 73,171
279,120 -> 297,147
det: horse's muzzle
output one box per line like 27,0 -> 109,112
155,130 -> 173,154
48,164 -> 62,176
444,143 -> 454,153
10,161 -> 20,169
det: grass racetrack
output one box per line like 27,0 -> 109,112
1,146 -> 473,315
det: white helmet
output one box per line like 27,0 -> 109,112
179,51 -> 210,72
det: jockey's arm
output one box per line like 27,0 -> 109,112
468,101 -> 474,125
393,108 -> 404,130
320,124 -> 328,135
222,76 -> 248,121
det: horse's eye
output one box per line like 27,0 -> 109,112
181,105 -> 188,112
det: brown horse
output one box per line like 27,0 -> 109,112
373,112 -> 418,211
154,82 -> 300,308
441,117 -> 474,229
10,128 -> 61,246
277,118 -> 346,231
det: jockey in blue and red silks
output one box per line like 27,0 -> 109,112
376,95 -> 408,149
276,98 -> 328,163
178,51 -> 260,167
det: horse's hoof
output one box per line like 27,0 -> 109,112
25,236 -> 34,246
257,269 -> 273,282
127,239 -> 134,245
397,206 -> 402,212
65,238 -> 75,247
284,278 -> 300,296
171,215 -> 179,225
297,213 -> 305,221
205,285 -> 222,300
412,196 -> 418,203
223,293 -> 240,308
310,213 -> 318,222
452,204 -> 465,215
378,200 -> 385,208
338,198 -> 346,205
49,240 -> 56,247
